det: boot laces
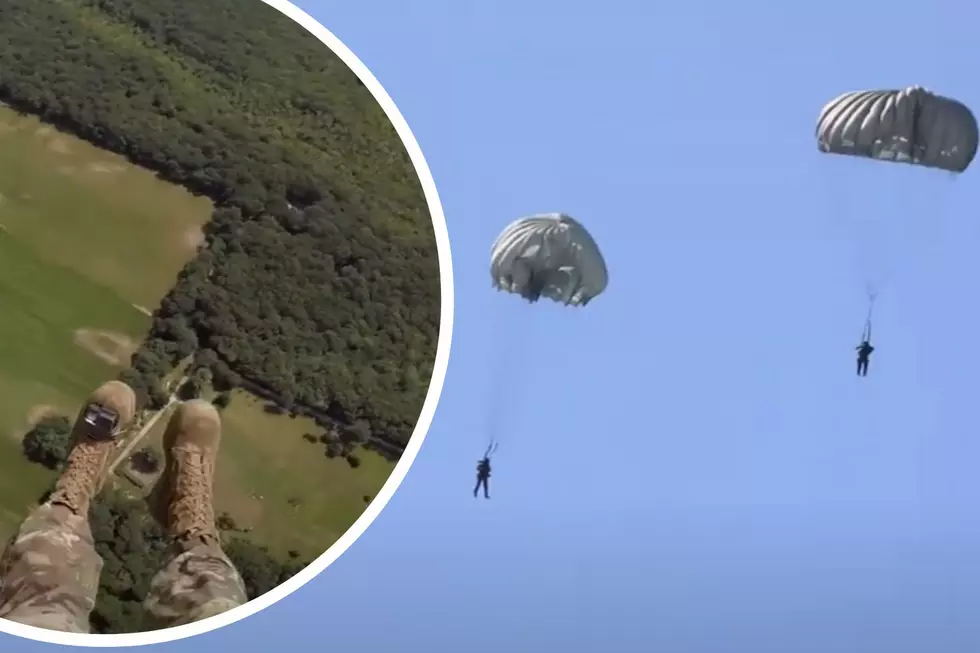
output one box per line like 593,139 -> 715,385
170,444 -> 217,543
52,437 -> 110,512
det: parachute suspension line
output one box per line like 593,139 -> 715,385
815,157 -> 889,309
483,297 -> 539,454
484,301 -> 512,453
485,212 -> 607,459
484,441 -> 499,459
861,316 -> 872,343
861,290 -> 876,342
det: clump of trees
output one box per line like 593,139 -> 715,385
130,447 -> 161,475
212,392 -> 231,410
306,424 -> 371,467
0,0 -> 439,454
22,416 -> 73,470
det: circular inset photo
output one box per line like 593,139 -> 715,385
0,0 -> 451,645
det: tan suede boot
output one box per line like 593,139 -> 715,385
150,400 -> 222,548
48,381 -> 136,516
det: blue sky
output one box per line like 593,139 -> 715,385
11,0 -> 980,651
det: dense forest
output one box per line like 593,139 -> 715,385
24,417 -> 307,634
0,0 -> 440,450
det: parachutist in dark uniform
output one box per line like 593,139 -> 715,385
474,457 -> 491,499
856,340 -> 874,376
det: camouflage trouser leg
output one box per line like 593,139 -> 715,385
143,540 -> 247,628
0,504 -> 101,633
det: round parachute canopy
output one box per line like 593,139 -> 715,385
490,213 -> 608,306
816,86 -> 978,173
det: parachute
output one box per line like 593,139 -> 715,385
815,86 -> 977,369
478,213 -> 607,480
816,86 -> 978,174
489,213 -> 608,306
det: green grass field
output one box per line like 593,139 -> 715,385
0,104 -> 396,557
0,230 -> 150,537
0,106 -> 213,308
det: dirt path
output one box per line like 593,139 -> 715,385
182,226 -> 205,253
26,404 -> 61,426
9,404 -> 62,443
87,162 -> 126,174
73,329 -> 137,367
107,396 -> 177,477
107,372 -> 188,477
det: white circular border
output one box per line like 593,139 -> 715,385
0,0 -> 453,647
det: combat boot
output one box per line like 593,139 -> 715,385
49,381 -> 136,516
150,400 -> 222,548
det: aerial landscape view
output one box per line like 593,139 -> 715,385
0,0 -> 439,634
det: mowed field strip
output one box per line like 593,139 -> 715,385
0,105 -> 395,557
0,106 -> 212,307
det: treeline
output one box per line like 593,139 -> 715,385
25,417 -> 306,634
0,0 -> 440,450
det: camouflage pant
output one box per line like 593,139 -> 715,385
0,503 -> 247,633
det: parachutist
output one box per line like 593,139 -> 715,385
473,456 -> 491,499
818,88 -> 974,379
856,340 -> 874,376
